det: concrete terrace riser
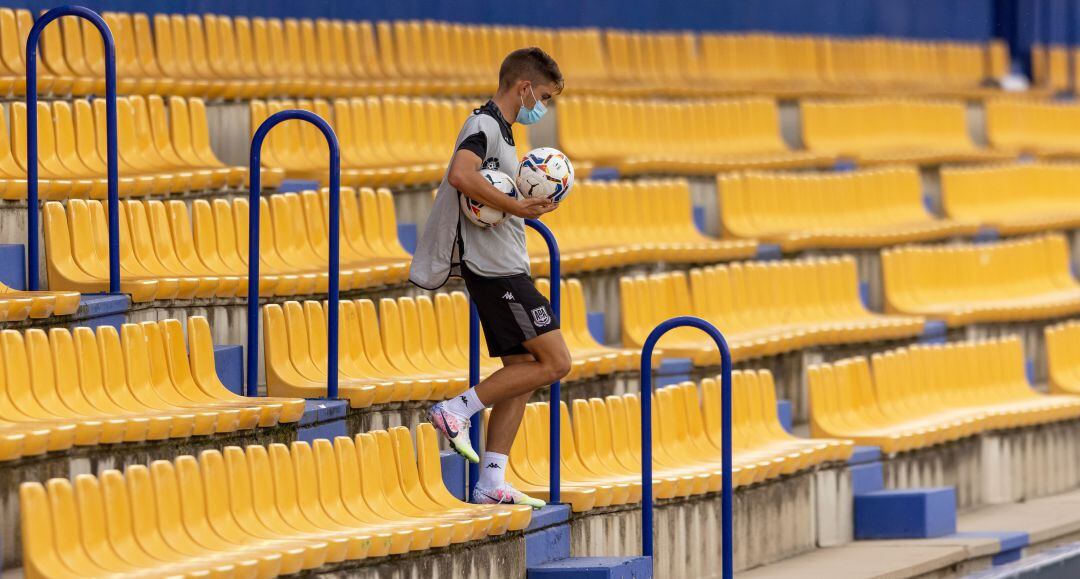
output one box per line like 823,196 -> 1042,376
0,423 -> 299,568
883,420 -> 1080,511
312,534 -> 526,579
567,467 -> 849,576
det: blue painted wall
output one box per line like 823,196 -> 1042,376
2,0 -> 996,39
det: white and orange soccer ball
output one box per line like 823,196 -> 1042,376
516,147 -> 574,203
459,169 -> 518,228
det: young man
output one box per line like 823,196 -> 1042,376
409,47 -> 571,508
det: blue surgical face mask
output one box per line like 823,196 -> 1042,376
516,85 -> 547,125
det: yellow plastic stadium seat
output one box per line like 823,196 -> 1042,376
503,369 -> 850,511
809,337 -> 1080,455
0,282 -> 79,321
264,281 -> 621,406
1046,320 -> 1080,396
881,234 -> 1080,326
44,200 -> 160,302
44,185 -> 411,301
985,99 -> 1080,159
622,258 -> 924,365
537,278 -> 643,375
2,94 -> 269,199
718,166 -> 980,251
801,98 -> 1014,166
253,96 -> 447,187
941,163 -> 1080,235
1030,44 -> 1070,92
20,424 -> 529,577
527,179 -> 756,276
0,317 -> 303,463
558,96 -> 834,175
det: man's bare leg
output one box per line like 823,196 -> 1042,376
484,354 -> 535,456
473,334 -> 569,506
474,330 -> 571,405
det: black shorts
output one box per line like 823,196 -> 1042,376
462,264 -> 559,357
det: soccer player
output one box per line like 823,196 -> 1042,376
409,47 -> 570,508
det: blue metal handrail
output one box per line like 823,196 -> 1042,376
639,316 -> 732,579
467,218 -> 561,504
26,6 -> 118,292
246,110 -> 340,399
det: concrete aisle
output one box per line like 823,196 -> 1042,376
738,488 -> 1080,579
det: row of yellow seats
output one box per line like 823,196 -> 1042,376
985,99 -> 1080,158
718,166 -> 979,251
501,370 -> 852,512
0,95 -> 268,200
809,337 -> 1080,454
113,13 -> 489,98
557,96 -> 834,175
0,315 -> 301,463
801,98 -> 1013,166
698,34 -> 1007,96
536,279 -> 645,376
265,296 -> 467,410
0,282 -> 78,322
881,234 -> 1080,326
264,280 -> 642,407
527,179 -> 756,276
1029,45 -> 1077,94
33,11 -> 590,98
0,9 -> 106,97
0,8 -> 1009,100
1047,320 -> 1080,395
940,163 -> 1080,235
21,424 -> 530,578
44,188 -> 410,302
251,97 -> 475,187
621,257 -> 924,366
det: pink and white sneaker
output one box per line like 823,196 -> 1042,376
427,402 -> 479,463
472,483 -> 546,509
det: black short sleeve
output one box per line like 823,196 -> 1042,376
457,131 -> 487,159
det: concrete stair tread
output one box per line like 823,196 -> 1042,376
737,542 -> 970,579
740,487 -> 1080,579
957,487 -> 1080,544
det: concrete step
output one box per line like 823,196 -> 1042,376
739,486 -> 1080,579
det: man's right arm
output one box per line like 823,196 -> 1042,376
448,149 -> 556,220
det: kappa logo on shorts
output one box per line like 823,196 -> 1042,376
502,291 -> 515,300
531,306 -> 551,327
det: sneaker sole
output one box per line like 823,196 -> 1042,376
447,438 -> 479,464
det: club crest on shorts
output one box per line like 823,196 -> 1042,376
531,306 -> 551,327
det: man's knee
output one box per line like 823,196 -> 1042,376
525,331 -> 572,384
541,349 -> 572,383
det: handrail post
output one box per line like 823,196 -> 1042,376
466,219 -> 561,504
247,110 -> 340,399
639,316 -> 732,579
25,6 -> 118,292
525,218 -> 561,505
468,302 -> 481,495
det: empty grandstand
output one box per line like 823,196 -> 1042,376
5,1 -> 1080,578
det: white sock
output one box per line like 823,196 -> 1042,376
444,387 -> 485,419
478,451 -> 508,489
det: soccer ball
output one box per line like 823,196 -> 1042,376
459,169 -> 518,228
516,147 -> 574,203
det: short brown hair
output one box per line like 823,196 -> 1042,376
498,47 -> 564,94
